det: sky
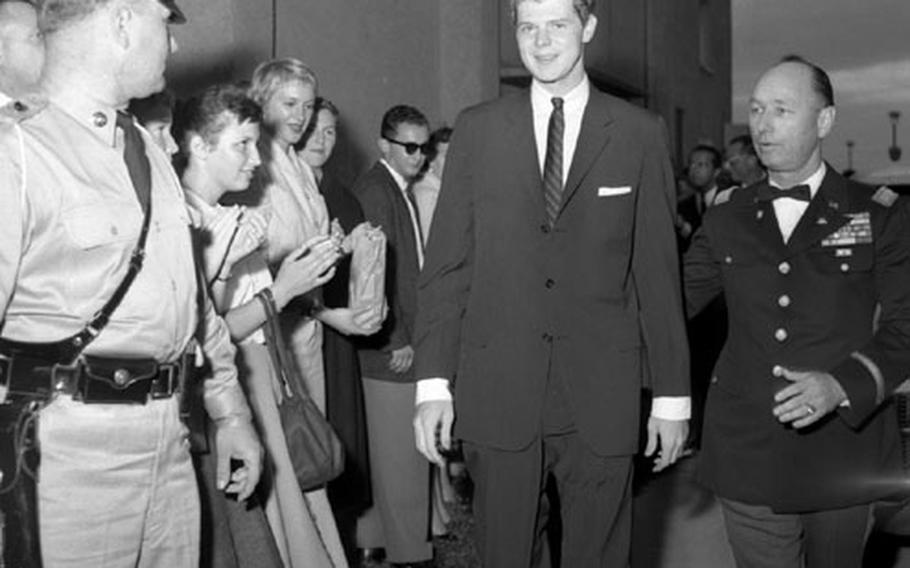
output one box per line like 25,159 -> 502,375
732,0 -> 910,179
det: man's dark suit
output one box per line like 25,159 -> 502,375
683,169 -> 910,564
354,162 -> 421,383
352,162 -> 431,563
414,86 -> 689,564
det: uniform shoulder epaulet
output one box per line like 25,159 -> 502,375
872,185 -> 899,208
712,186 -> 736,206
0,93 -> 48,124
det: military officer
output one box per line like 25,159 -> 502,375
0,0 -> 261,565
684,55 -> 910,568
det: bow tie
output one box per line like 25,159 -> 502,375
757,184 -> 811,203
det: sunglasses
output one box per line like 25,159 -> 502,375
383,136 -> 431,156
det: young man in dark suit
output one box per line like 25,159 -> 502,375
684,55 -> 910,568
412,0 -> 690,565
353,105 -> 434,567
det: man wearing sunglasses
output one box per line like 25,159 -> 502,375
352,104 -> 434,567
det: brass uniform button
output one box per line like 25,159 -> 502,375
774,328 -> 788,342
113,368 -> 131,386
778,261 -> 791,275
92,112 -> 107,128
778,295 -> 791,308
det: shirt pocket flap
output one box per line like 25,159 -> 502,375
64,203 -> 142,250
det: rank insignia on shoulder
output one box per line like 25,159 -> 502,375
0,93 -> 47,123
872,185 -> 898,208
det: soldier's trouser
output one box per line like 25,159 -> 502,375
719,496 -> 872,568
38,395 -> 200,568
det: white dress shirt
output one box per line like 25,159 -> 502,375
770,162 -> 826,242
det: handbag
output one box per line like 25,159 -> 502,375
256,288 -> 345,492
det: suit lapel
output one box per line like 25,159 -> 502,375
784,169 -> 850,257
506,94 -> 546,213
560,91 -> 614,217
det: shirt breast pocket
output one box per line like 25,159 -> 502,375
64,203 -> 142,250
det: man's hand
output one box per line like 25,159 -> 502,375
214,419 -> 263,501
644,417 -> 689,472
773,367 -> 847,429
414,399 -> 454,466
389,345 -> 414,373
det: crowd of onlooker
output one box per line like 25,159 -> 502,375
125,61 -> 456,567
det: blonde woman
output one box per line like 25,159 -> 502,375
245,58 -> 381,567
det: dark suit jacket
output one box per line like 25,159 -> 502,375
414,87 -> 690,456
684,168 -> 910,512
353,162 -> 421,382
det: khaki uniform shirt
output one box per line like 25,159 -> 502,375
0,93 -> 249,422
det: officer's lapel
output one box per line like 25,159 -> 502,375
784,171 -> 850,256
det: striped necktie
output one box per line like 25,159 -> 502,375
543,97 -> 565,225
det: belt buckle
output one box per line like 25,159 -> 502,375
151,364 -> 176,400
51,360 -> 81,396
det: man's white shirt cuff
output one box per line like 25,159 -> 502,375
651,396 -> 691,420
416,378 -> 452,405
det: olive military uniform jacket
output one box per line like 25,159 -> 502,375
684,166 -> 910,512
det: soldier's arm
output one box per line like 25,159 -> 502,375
833,196 -> 910,426
682,223 -> 725,319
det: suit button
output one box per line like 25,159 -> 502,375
541,333 -> 553,342
540,224 -> 550,234
778,261 -> 791,275
724,255 -> 733,264
545,278 -> 555,289
778,294 -> 791,308
772,365 -> 783,377
774,328 -> 788,342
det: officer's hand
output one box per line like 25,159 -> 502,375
215,419 -> 263,501
772,368 -> 848,429
645,417 -> 689,472
414,400 -> 454,466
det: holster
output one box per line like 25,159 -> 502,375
0,401 -> 43,567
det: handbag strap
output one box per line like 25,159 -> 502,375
255,288 -> 314,402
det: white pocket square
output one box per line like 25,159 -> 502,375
597,186 -> 632,197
